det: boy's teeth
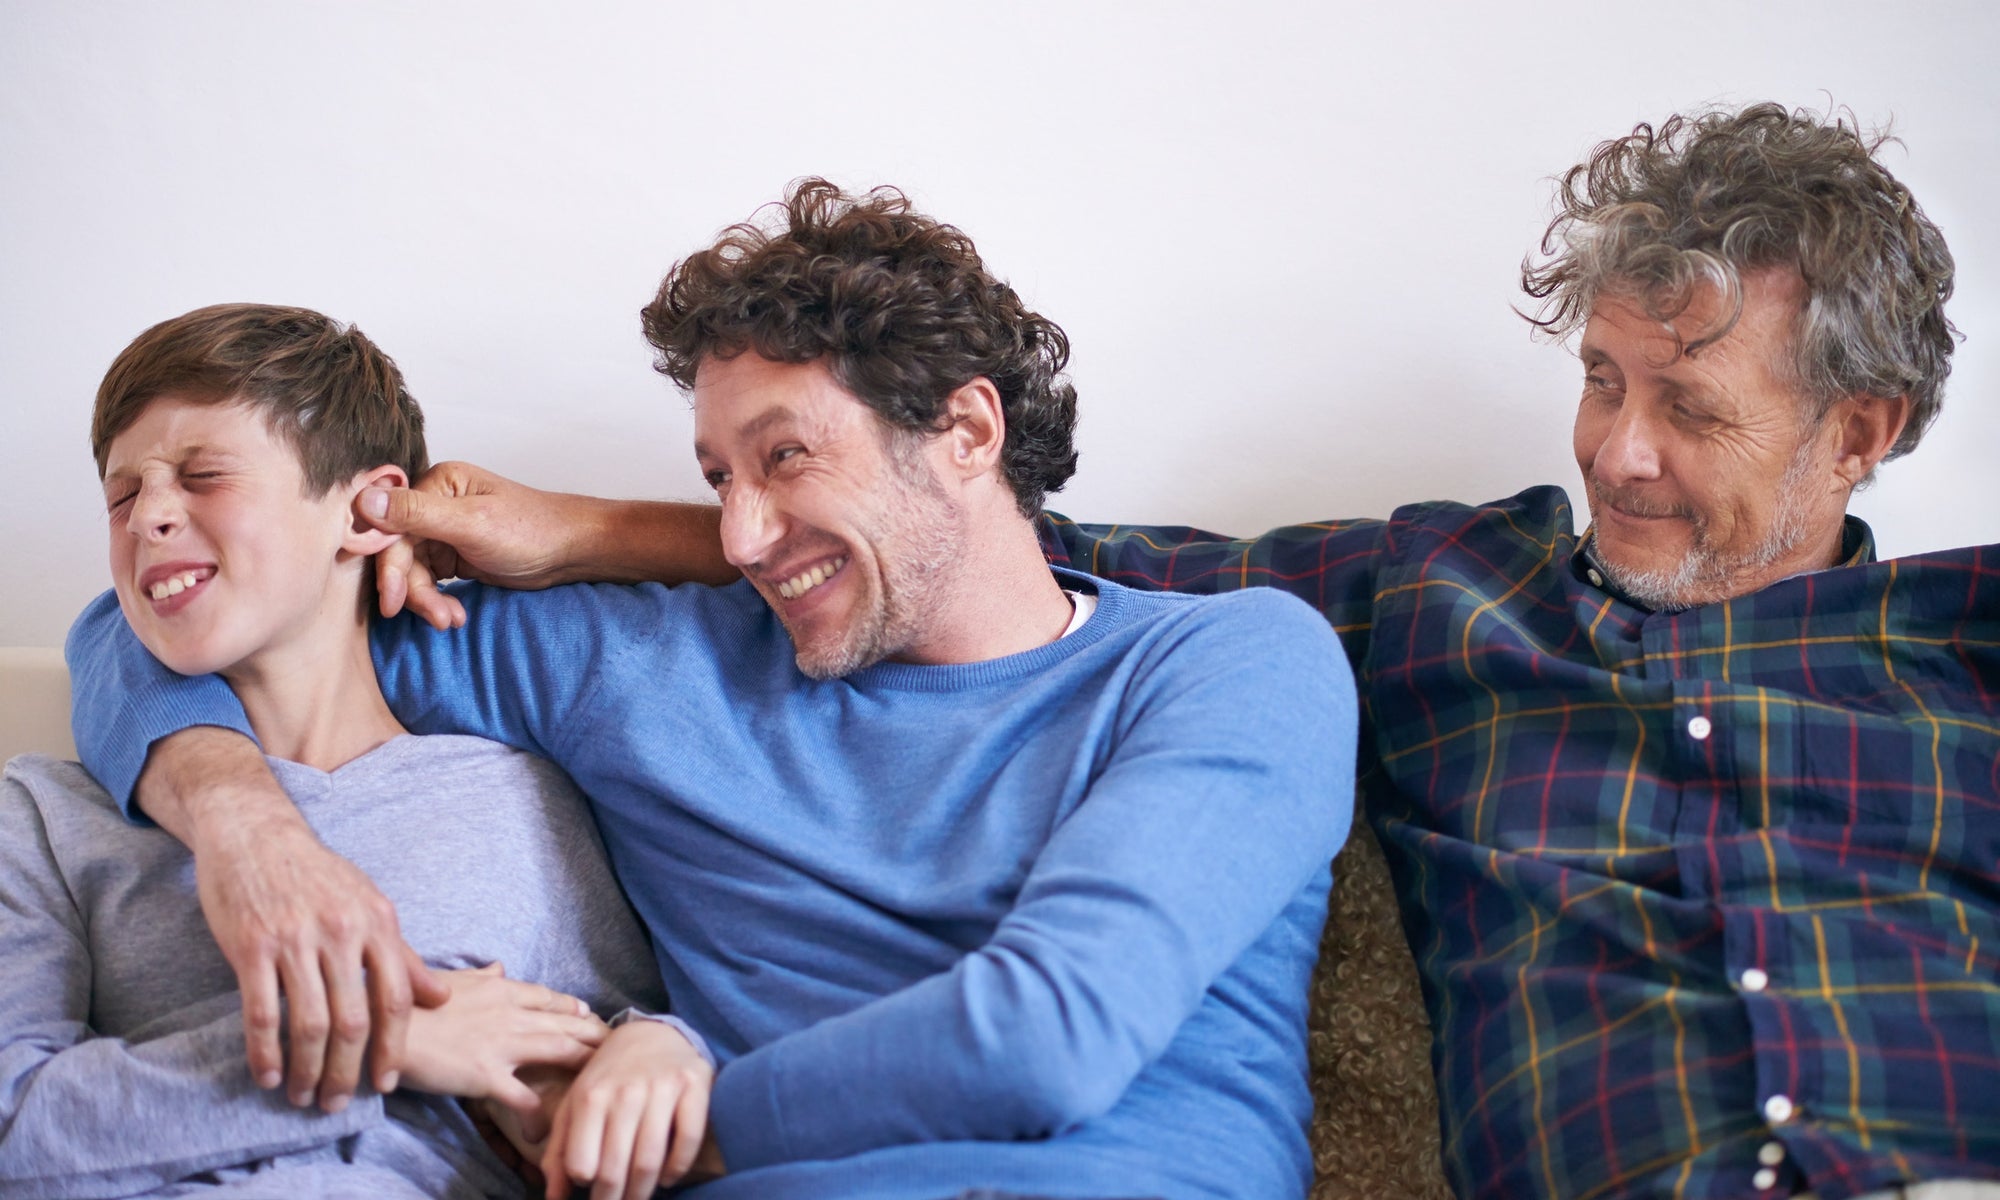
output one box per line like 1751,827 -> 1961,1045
148,571 -> 206,601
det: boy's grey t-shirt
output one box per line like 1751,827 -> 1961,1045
0,734 -> 668,1200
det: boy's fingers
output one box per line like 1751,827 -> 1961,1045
627,1091 -> 675,1200
541,1097 -> 576,1200
664,1083 -> 708,1183
590,1091 -> 641,1200
492,1073 -> 542,1115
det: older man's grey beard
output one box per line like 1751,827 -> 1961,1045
1590,442 -> 1819,613
791,440 -> 962,680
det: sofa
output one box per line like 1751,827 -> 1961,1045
0,647 -> 1449,1198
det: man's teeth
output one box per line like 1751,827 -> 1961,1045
148,571 -> 202,601
776,557 -> 848,600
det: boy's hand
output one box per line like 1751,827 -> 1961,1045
400,963 -> 606,1112
542,1018 -> 717,1200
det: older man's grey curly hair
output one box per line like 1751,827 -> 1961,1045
1521,102 -> 1959,460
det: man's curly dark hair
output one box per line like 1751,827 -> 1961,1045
1521,102 -> 1958,462
641,178 -> 1079,516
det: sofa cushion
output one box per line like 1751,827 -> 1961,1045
1307,810 -> 1450,1198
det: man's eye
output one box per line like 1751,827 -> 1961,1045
771,445 -> 804,466
703,470 -> 729,490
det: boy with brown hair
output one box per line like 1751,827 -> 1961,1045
0,304 -> 707,1197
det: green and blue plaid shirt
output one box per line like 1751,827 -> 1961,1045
1040,485 -> 2000,1200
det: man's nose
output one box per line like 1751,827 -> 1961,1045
1593,403 -> 1663,485
718,485 -> 783,569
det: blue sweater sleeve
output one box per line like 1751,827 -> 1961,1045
367,580 -> 667,760
63,582 -> 670,816
65,591 -> 256,819
706,590 -> 1358,1167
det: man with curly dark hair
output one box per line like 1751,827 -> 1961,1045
62,180 -> 1359,1200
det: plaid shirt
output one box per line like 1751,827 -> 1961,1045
1038,485 -> 2000,1200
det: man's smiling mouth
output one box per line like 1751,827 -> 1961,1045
776,556 -> 849,600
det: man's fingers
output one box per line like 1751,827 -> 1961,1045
401,557 -> 465,632
237,959 -> 285,1090
357,484 -> 432,536
316,948 -> 370,1112
279,950 -> 331,1106
374,537 -> 415,618
364,938 -> 416,1093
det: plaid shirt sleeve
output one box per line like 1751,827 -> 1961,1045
1041,485 -> 2000,1200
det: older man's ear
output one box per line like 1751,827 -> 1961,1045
1829,392 -> 1913,490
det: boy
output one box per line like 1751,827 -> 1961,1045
0,304 -> 705,1197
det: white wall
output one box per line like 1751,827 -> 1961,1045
5,0 -> 1995,647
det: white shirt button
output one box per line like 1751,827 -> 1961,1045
1764,1094 -> 1795,1124
1740,967 -> 1769,993
1587,568 -> 1605,588
1687,715 -> 1713,740
1753,1166 -> 1779,1190
1758,1140 -> 1786,1166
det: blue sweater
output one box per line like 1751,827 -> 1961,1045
69,570 -> 1356,1199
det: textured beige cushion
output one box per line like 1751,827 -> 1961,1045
0,647 -> 75,762
1307,811 -> 1451,1199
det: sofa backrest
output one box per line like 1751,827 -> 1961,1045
1,647 -> 76,762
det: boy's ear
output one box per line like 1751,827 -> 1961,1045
341,465 -> 410,557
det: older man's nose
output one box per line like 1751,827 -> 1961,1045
1595,405 -> 1663,484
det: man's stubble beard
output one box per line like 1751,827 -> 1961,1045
1591,438 -> 1821,613
791,441 -> 963,681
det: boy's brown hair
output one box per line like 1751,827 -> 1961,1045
92,303 -> 428,494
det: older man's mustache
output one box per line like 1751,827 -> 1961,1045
1588,480 -> 1701,526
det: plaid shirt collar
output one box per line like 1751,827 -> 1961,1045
1572,513 -> 1877,610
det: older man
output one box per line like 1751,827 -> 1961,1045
63,181 -> 1354,1200
1039,105 -> 1997,1199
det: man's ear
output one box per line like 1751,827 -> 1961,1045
1827,393 -> 1912,489
341,465 -> 411,557
941,377 -> 1006,481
